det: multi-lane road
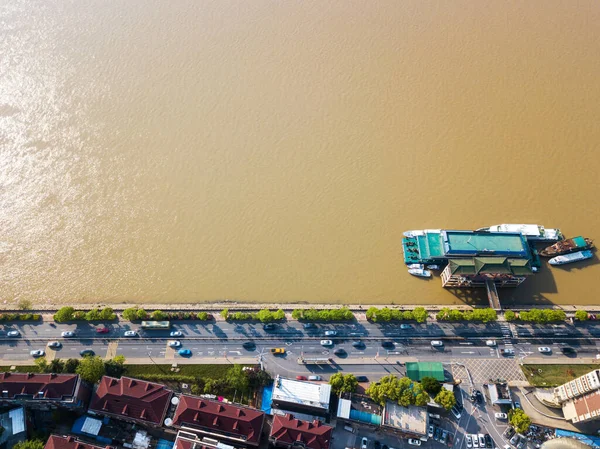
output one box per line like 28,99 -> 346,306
1,319 -> 598,378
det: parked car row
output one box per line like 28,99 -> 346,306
466,433 -> 493,448
429,425 -> 452,446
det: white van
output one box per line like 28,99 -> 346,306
308,375 -> 322,381
431,341 -> 444,347
343,425 -> 355,433
485,340 -> 497,347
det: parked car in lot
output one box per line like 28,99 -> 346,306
361,438 -> 368,449
80,349 -> 95,357
428,425 -> 434,438
538,346 -> 552,354
169,340 -> 181,348
434,428 -> 441,441
30,350 -> 45,358
47,341 -> 61,349
296,376 -> 307,380
6,331 -> 20,337
513,401 -> 521,409
96,326 -> 109,334
472,434 -> 479,448
504,427 -> 515,439
509,434 -> 520,446
441,430 -> 448,445
495,412 -> 508,420
466,435 -> 473,448
430,340 -> 444,347
407,439 -> 421,446
356,375 -> 368,382
170,331 -> 183,337
484,434 -> 493,448
324,330 -> 337,336
450,406 -> 462,419
124,330 -> 138,337
486,340 -> 497,347
478,434 -> 485,448
320,340 -> 333,346
61,331 -> 75,337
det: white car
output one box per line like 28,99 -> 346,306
472,434 -> 479,448
61,331 -> 75,337
320,340 -> 333,346
308,375 -> 322,381
170,331 -> 183,337
538,347 -> 552,354
466,435 -> 473,448
495,412 -> 508,420
169,340 -> 181,348
30,350 -> 45,357
486,340 -> 497,347
428,425 -> 434,438
431,340 -> 443,347
124,331 -> 138,337
478,434 -> 485,448
407,439 -> 421,446
47,341 -> 62,349
324,330 -> 337,336
361,438 -> 368,449
7,331 -> 20,337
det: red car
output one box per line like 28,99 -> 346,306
296,376 -> 307,381
96,327 -> 109,334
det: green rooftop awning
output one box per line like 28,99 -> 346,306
406,362 -> 444,382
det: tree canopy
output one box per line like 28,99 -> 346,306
365,374 -> 430,407
14,440 -> 44,449
434,388 -> 456,411
76,355 -> 106,384
329,373 -> 358,395
509,408 -> 531,434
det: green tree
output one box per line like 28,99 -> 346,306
136,308 -> 148,320
76,355 -> 106,384
34,357 -> 49,373
415,392 -> 430,406
122,308 -> 139,321
99,307 -> 116,320
54,306 -> 75,323
366,307 -> 378,321
49,359 -> 65,373
413,307 -> 428,323
104,355 -> 126,377
225,364 -> 249,393
509,408 -> 531,434
151,310 -> 167,320
64,358 -> 80,373
329,373 -> 345,395
421,376 -> 442,396
197,312 -> 209,320
85,309 -> 101,321
342,374 -> 358,394
221,308 -> 229,320
248,369 -> 272,388
14,440 -> 45,449
574,310 -> 588,321
17,299 -> 32,311
504,310 -> 516,321
434,389 -> 456,411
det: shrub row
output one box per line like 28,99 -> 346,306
122,308 -> 211,322
54,307 -> 116,323
291,308 -> 353,321
128,374 -> 196,383
221,308 -> 285,322
0,313 -> 41,322
436,308 -> 497,323
504,309 -> 566,323
366,307 -> 428,323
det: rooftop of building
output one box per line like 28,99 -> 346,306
0,407 -> 27,448
89,376 -> 173,425
405,362 -> 445,382
270,413 -> 333,449
566,389 -> 600,423
382,401 -> 428,435
172,395 -> 265,445
271,376 -> 331,410
174,430 -> 240,449
45,435 -> 112,449
447,257 -> 533,276
0,372 -> 79,400
336,394 -> 382,426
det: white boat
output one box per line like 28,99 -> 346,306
476,224 -> 563,241
408,268 -> 432,278
403,230 -> 425,238
549,250 -> 593,266
407,263 -> 424,269
426,264 -> 441,270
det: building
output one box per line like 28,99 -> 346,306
406,362 -> 444,382
336,393 -> 382,427
0,372 -> 90,411
554,370 -> 600,403
171,395 -> 265,446
561,390 -> 600,424
402,230 -> 536,289
0,407 -> 27,449
382,401 -> 428,438
44,435 -> 113,449
269,414 -> 333,449
271,376 -> 331,418
89,376 -> 173,426
174,430 -> 243,449
487,383 -> 512,405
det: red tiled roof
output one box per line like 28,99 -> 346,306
173,395 -> 265,445
0,372 -> 78,400
573,389 -> 600,418
45,435 -> 111,449
89,376 -> 172,425
270,414 -> 332,449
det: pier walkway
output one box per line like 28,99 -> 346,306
485,279 -> 502,310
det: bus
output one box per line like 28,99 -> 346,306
140,321 -> 170,329
297,356 -> 332,365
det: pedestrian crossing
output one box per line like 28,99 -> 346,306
500,323 -> 514,349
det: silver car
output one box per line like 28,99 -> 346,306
30,350 -> 45,357
61,331 -> 75,337
7,331 -> 20,337
320,340 -> 333,346
169,340 -> 181,348
47,341 -> 62,349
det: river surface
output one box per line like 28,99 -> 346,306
1,1 -> 599,307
